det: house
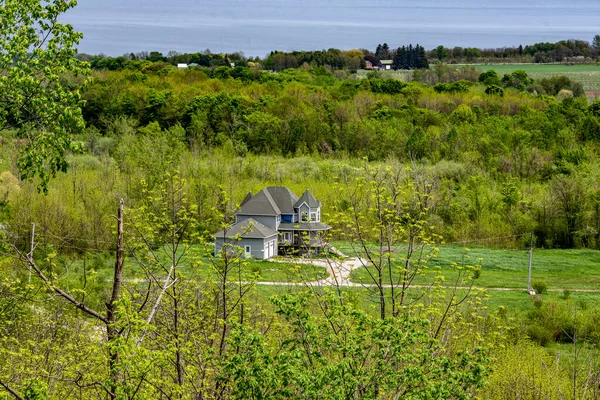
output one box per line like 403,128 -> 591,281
214,187 -> 331,259
177,63 -> 188,69
379,60 -> 393,70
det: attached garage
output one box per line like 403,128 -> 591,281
214,218 -> 279,260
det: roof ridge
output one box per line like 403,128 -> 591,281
261,189 -> 281,215
294,189 -> 320,208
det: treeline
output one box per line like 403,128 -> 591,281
82,35 -> 600,74
378,36 -> 600,65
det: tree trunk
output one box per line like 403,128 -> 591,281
106,198 -> 125,399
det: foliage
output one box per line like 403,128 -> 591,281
0,0 -> 90,192
220,291 -> 489,399
532,280 -> 548,294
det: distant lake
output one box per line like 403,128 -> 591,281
63,0 -> 600,57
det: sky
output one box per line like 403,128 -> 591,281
62,0 -> 600,57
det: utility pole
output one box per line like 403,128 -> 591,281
28,223 -> 35,283
527,233 -> 534,295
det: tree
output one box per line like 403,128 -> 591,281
416,44 -> 429,69
436,45 -> 447,61
479,69 -> 501,86
0,0 -> 90,192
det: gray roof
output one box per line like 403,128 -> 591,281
237,187 -> 322,216
294,189 -> 321,208
278,222 -> 331,231
214,218 -> 278,239
265,186 -> 298,214
238,189 -> 281,215
240,192 -> 252,207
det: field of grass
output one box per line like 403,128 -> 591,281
334,242 -> 600,291
46,241 -> 600,316
469,64 -> 600,74
358,64 -> 600,93
57,247 -> 328,286
465,64 -> 600,93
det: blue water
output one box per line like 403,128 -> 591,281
63,0 -> 600,57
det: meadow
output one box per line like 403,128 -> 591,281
358,63 -> 600,93
468,63 -> 600,93
342,243 -> 600,290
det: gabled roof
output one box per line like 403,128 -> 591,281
294,189 -> 321,209
214,218 -> 278,239
265,186 -> 298,214
236,187 -> 322,216
238,189 -> 281,215
240,192 -> 252,207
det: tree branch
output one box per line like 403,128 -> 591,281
12,244 -> 109,324
0,379 -> 25,400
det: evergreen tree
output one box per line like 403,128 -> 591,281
393,47 -> 405,70
375,44 -> 384,59
407,44 -> 415,69
382,43 -> 390,59
416,44 -> 429,69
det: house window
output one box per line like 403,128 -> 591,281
310,212 -> 317,221
244,245 -> 251,255
301,211 -> 308,222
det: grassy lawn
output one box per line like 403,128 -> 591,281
334,242 -> 600,291
55,246 -> 328,288
41,241 -> 600,316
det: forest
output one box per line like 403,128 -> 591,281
2,1 -> 600,399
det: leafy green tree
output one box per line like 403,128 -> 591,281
436,45 -> 447,61
0,0 -> 90,192
221,292 -> 489,399
479,70 -> 501,86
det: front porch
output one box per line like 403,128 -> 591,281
278,229 -> 328,256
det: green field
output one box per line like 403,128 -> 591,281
358,64 -> 600,93
466,63 -> 600,93
469,64 -> 600,74
61,250 -> 328,285
51,242 -> 600,316
333,243 -> 600,291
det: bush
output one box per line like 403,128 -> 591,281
526,324 -> 553,346
433,80 -> 472,93
532,281 -> 548,294
485,85 -> 504,96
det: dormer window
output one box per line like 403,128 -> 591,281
301,211 -> 308,222
310,212 -> 317,221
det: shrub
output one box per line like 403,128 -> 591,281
526,324 -> 553,346
485,85 -> 504,96
532,281 -> 548,295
